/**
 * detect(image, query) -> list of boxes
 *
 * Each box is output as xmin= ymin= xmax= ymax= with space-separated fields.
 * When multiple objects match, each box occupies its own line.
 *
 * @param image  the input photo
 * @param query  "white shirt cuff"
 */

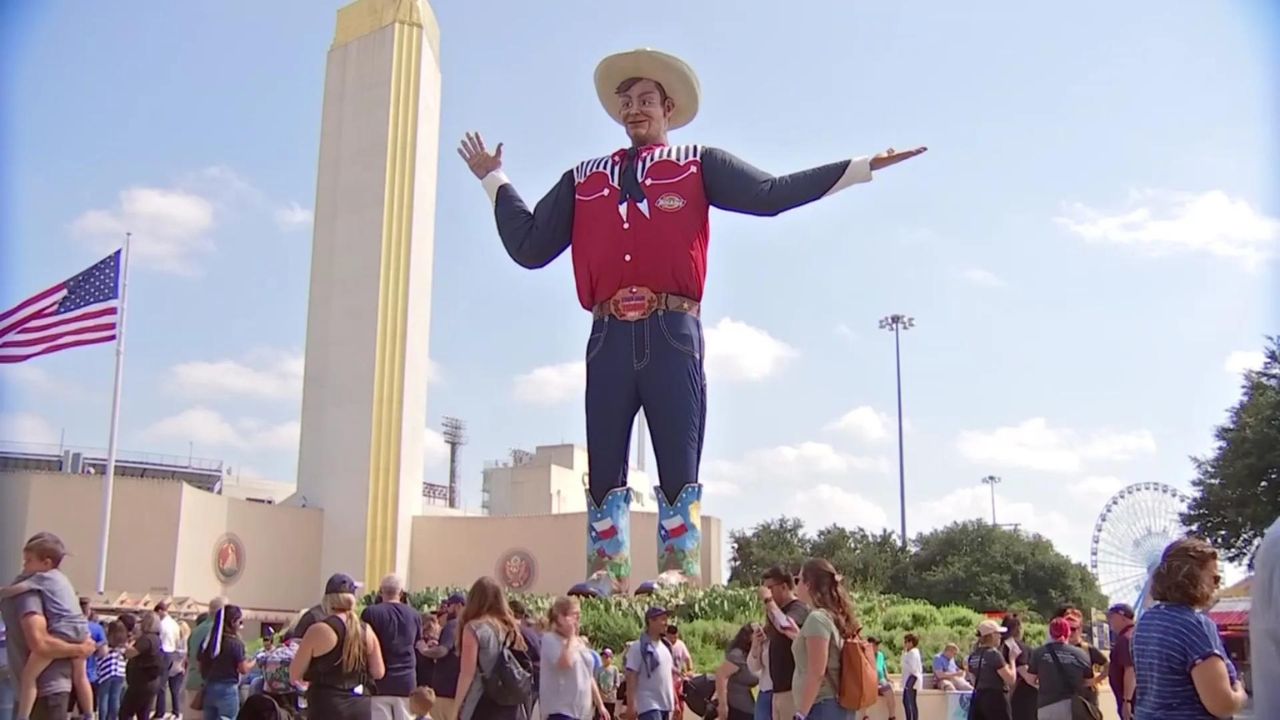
xmin=824 ymin=156 xmax=873 ymax=197
xmin=481 ymin=170 xmax=511 ymax=206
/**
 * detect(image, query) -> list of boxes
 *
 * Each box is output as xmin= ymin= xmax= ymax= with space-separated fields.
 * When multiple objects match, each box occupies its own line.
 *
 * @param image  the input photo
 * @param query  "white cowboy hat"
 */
xmin=594 ymin=48 xmax=701 ymax=130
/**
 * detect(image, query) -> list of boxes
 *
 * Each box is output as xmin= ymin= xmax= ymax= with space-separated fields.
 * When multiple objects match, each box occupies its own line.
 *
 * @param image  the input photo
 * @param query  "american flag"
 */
xmin=0 ymin=250 xmax=122 ymax=364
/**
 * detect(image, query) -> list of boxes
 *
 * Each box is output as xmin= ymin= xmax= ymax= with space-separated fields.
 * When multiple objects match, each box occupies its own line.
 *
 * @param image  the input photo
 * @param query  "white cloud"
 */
xmin=71 ymin=187 xmax=215 ymax=274
xmin=169 ymin=350 xmax=304 ymax=401
xmin=142 ymin=407 xmax=298 ymax=452
xmin=0 ymin=412 xmax=61 ymax=445
xmin=425 ymin=427 xmax=449 ymax=466
xmin=960 ymin=267 xmax=1005 ymax=287
xmin=703 ymin=441 xmax=890 ymax=497
xmin=0 ymin=365 xmax=72 ymax=397
xmin=955 ymin=418 xmax=1156 ymax=473
xmin=427 ymin=359 xmax=443 ymax=384
xmin=1055 ymin=189 xmax=1279 ymax=268
xmin=825 ymin=405 xmax=892 ymax=443
xmin=834 ymin=324 xmax=857 ymax=343
xmin=513 ymin=361 xmax=584 ymax=405
xmin=909 ymin=485 xmax=1088 ymax=561
xmin=1067 ymin=475 xmax=1127 ymax=505
xmin=275 ymin=202 xmax=314 ymax=231
xmin=1224 ymin=350 xmax=1265 ymax=375
xmin=704 ymin=318 xmax=797 ymax=382
xmin=786 ymin=483 xmax=892 ymax=532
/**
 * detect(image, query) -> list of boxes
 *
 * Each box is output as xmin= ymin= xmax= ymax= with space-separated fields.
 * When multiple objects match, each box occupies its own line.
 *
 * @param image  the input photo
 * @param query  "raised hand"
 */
xmin=870 ymin=146 xmax=928 ymax=172
xmin=457 ymin=131 xmax=503 ymax=180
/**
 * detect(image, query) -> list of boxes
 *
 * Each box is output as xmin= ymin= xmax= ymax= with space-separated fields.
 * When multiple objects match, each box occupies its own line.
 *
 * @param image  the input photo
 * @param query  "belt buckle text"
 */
xmin=609 ymin=287 xmax=658 ymax=321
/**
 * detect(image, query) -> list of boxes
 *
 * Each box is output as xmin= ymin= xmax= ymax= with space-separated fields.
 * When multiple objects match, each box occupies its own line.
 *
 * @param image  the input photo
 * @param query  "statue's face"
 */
xmin=616 ymin=78 xmax=673 ymax=146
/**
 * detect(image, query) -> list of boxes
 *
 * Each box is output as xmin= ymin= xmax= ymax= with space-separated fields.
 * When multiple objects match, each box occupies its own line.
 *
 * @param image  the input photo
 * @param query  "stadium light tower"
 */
xmin=981 ymin=475 xmax=1002 ymax=525
xmin=441 ymin=416 xmax=467 ymax=509
xmin=879 ymin=314 xmax=914 ymax=548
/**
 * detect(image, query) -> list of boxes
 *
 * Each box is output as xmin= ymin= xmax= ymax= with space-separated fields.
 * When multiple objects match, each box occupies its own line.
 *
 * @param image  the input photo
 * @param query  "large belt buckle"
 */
xmin=609 ymin=287 xmax=658 ymax=321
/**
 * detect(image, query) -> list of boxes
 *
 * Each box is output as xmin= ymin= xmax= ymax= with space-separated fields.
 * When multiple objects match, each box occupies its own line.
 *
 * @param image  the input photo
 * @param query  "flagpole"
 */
xmin=96 ymin=232 xmax=132 ymax=594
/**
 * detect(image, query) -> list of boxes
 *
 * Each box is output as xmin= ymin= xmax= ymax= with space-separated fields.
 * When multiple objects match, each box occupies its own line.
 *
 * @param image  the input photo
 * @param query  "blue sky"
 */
xmin=1 ymin=1 xmax=1276 ymax=591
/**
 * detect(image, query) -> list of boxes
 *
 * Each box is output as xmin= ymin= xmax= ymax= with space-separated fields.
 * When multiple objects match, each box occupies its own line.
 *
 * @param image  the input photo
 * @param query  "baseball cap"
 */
xmin=602 ymin=648 xmax=614 ymax=657
xmin=445 ymin=592 xmax=467 ymax=606
xmin=645 ymin=606 xmax=669 ymax=622
xmin=1049 ymin=617 xmax=1072 ymax=641
xmin=976 ymin=620 xmax=1007 ymax=637
xmin=1107 ymin=603 xmax=1135 ymax=619
xmin=324 ymin=573 xmax=361 ymax=595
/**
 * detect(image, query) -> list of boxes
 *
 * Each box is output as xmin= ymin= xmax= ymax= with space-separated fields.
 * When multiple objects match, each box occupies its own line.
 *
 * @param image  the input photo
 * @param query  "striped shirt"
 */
xmin=99 ymin=647 xmax=127 ymax=680
xmin=1132 ymin=603 xmax=1236 ymax=720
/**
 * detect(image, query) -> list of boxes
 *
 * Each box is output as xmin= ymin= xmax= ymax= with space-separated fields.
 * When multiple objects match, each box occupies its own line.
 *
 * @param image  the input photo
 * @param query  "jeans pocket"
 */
xmin=657 ymin=311 xmax=701 ymax=359
xmin=585 ymin=318 xmax=609 ymax=363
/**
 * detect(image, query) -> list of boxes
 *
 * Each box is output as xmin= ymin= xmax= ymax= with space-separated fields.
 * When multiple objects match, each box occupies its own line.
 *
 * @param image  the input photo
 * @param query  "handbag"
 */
xmin=1047 ymin=645 xmax=1102 ymax=720
xmin=189 ymin=685 xmax=205 ymax=711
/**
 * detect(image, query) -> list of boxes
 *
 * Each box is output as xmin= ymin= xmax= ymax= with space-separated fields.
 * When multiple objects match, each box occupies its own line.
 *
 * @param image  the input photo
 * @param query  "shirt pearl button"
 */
xmin=624 ymin=254 xmax=632 ymax=262
xmin=622 ymin=222 xmax=629 ymax=229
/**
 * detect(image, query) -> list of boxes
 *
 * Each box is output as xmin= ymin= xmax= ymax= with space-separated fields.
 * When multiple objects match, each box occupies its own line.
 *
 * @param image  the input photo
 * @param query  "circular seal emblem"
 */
xmin=212 ymin=533 xmax=246 ymax=585
xmin=496 ymin=549 xmax=536 ymax=591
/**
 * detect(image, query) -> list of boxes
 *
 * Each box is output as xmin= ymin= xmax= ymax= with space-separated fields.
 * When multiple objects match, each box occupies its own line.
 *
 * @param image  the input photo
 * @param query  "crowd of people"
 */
xmin=0 ymin=529 xmax=1272 ymax=720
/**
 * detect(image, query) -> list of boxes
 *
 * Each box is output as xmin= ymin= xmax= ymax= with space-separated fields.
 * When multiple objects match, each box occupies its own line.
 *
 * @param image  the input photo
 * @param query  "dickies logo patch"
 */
xmin=655 ymin=193 xmax=686 ymax=212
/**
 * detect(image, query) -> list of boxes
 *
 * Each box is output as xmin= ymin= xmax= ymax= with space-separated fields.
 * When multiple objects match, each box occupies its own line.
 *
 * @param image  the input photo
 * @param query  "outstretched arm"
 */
xmin=702 ymin=145 xmax=925 ymax=217
xmin=459 ymin=132 xmax=573 ymax=269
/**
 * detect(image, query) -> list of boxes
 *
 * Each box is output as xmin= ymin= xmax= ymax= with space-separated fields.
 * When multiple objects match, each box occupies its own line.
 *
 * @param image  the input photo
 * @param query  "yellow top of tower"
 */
xmin=333 ymin=0 xmax=440 ymax=59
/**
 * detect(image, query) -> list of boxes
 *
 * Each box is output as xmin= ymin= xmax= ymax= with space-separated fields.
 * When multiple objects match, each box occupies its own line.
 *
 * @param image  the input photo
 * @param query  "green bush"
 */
xmin=400 ymin=587 xmax=1046 ymax=673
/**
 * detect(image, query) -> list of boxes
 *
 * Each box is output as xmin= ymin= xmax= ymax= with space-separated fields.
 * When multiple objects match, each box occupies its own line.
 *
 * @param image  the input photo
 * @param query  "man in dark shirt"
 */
xmin=758 ymin=565 xmax=809 ymax=720
xmin=1106 ymin=603 xmax=1136 ymax=720
xmin=1027 ymin=618 xmax=1094 ymax=716
xmin=459 ymin=48 xmax=925 ymax=597
xmin=419 ymin=593 xmax=465 ymax=720
xmin=1054 ymin=606 xmax=1108 ymax=705
xmin=361 ymin=575 xmax=422 ymax=719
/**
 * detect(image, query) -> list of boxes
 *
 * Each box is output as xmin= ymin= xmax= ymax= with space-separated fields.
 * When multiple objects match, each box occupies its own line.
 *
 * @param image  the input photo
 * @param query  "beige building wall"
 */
xmin=408 ymin=511 xmax=722 ymax=593
xmin=483 ymin=444 xmax=657 ymax=516
xmin=0 ymin=471 xmax=321 ymax=612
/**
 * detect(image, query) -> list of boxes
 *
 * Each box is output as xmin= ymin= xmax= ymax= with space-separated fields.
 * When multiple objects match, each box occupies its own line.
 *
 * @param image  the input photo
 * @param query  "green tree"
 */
xmin=727 ymin=517 xmax=808 ymax=585
xmin=809 ymin=525 xmax=910 ymax=593
xmin=1184 ymin=336 xmax=1280 ymax=567
xmin=899 ymin=520 xmax=1106 ymax=617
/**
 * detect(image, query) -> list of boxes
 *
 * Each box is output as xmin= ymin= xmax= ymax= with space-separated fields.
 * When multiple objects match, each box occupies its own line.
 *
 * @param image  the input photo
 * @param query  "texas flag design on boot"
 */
xmin=581 ymin=485 xmax=632 ymax=595
xmin=656 ymin=483 xmax=703 ymax=582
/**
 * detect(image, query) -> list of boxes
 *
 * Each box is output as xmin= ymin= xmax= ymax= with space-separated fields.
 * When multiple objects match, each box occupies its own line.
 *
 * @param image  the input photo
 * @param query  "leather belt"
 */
xmin=592 ymin=286 xmax=700 ymax=321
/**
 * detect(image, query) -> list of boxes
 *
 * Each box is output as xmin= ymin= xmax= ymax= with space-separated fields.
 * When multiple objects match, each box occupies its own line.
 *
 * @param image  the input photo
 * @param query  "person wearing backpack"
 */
xmin=790 ymin=559 xmax=864 ymax=720
xmin=453 ymin=577 xmax=532 ymax=720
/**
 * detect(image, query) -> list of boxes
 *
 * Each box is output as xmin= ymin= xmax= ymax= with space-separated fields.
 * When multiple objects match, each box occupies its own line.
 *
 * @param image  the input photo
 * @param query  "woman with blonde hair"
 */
xmin=539 ymin=595 xmax=608 ymax=720
xmin=1132 ymin=538 xmax=1248 ymax=720
xmin=454 ymin=576 xmax=530 ymax=720
xmin=290 ymin=572 xmax=386 ymax=719
xmin=791 ymin=558 xmax=858 ymax=720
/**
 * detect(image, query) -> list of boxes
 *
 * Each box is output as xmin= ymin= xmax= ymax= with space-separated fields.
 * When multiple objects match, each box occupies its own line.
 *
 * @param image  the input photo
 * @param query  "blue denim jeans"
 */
xmin=805 ymin=698 xmax=853 ymax=720
xmin=0 ymin=674 xmax=14 ymax=720
xmin=203 ymin=680 xmax=241 ymax=720
xmin=754 ymin=690 xmax=773 ymax=720
xmin=99 ymin=676 xmax=125 ymax=720
xmin=637 ymin=711 xmax=670 ymax=720
xmin=584 ymin=310 xmax=706 ymax=506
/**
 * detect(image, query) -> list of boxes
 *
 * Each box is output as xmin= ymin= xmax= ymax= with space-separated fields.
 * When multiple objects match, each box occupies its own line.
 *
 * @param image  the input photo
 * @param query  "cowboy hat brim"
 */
xmin=594 ymin=48 xmax=700 ymax=130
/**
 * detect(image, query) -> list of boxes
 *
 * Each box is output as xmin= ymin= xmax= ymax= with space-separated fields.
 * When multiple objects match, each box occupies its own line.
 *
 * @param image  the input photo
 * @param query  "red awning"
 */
xmin=1208 ymin=609 xmax=1249 ymax=628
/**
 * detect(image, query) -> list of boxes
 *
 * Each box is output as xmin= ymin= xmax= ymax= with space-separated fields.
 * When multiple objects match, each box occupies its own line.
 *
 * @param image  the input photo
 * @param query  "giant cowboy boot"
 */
xmin=651 ymin=483 xmax=703 ymax=589
xmin=569 ymin=486 xmax=632 ymax=597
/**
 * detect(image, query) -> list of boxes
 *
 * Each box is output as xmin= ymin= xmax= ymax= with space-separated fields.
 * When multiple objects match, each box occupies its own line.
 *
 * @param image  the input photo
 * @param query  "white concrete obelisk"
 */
xmin=295 ymin=0 xmax=440 ymax=586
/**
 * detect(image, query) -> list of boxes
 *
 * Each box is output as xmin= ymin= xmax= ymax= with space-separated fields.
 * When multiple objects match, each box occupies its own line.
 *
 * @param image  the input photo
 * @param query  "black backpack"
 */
xmin=482 ymin=629 xmax=534 ymax=706
xmin=683 ymin=674 xmax=717 ymax=719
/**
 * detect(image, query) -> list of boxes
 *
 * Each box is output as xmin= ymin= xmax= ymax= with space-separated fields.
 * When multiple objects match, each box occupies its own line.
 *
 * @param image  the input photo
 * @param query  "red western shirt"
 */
xmin=482 ymin=144 xmax=872 ymax=311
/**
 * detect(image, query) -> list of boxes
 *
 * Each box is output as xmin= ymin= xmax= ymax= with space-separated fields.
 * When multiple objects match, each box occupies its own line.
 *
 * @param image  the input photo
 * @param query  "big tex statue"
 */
xmin=459 ymin=49 xmax=925 ymax=595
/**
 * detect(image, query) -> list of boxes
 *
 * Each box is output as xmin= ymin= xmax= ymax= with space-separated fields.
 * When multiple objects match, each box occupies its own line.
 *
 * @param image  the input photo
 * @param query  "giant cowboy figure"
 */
xmin=459 ymin=49 xmax=925 ymax=595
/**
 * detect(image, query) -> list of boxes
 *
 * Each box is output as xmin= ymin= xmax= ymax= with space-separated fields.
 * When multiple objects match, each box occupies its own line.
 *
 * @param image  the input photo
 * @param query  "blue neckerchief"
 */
xmin=638 ymin=633 xmax=661 ymax=676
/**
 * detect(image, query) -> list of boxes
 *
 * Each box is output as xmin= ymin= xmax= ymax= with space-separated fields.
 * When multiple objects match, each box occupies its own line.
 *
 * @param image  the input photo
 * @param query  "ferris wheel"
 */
xmin=1090 ymin=482 xmax=1190 ymax=611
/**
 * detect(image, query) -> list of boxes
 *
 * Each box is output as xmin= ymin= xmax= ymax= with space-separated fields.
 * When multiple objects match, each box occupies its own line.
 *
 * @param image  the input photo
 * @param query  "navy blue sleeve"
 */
xmin=493 ymin=170 xmax=575 ymax=268
xmin=701 ymin=147 xmax=855 ymax=217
